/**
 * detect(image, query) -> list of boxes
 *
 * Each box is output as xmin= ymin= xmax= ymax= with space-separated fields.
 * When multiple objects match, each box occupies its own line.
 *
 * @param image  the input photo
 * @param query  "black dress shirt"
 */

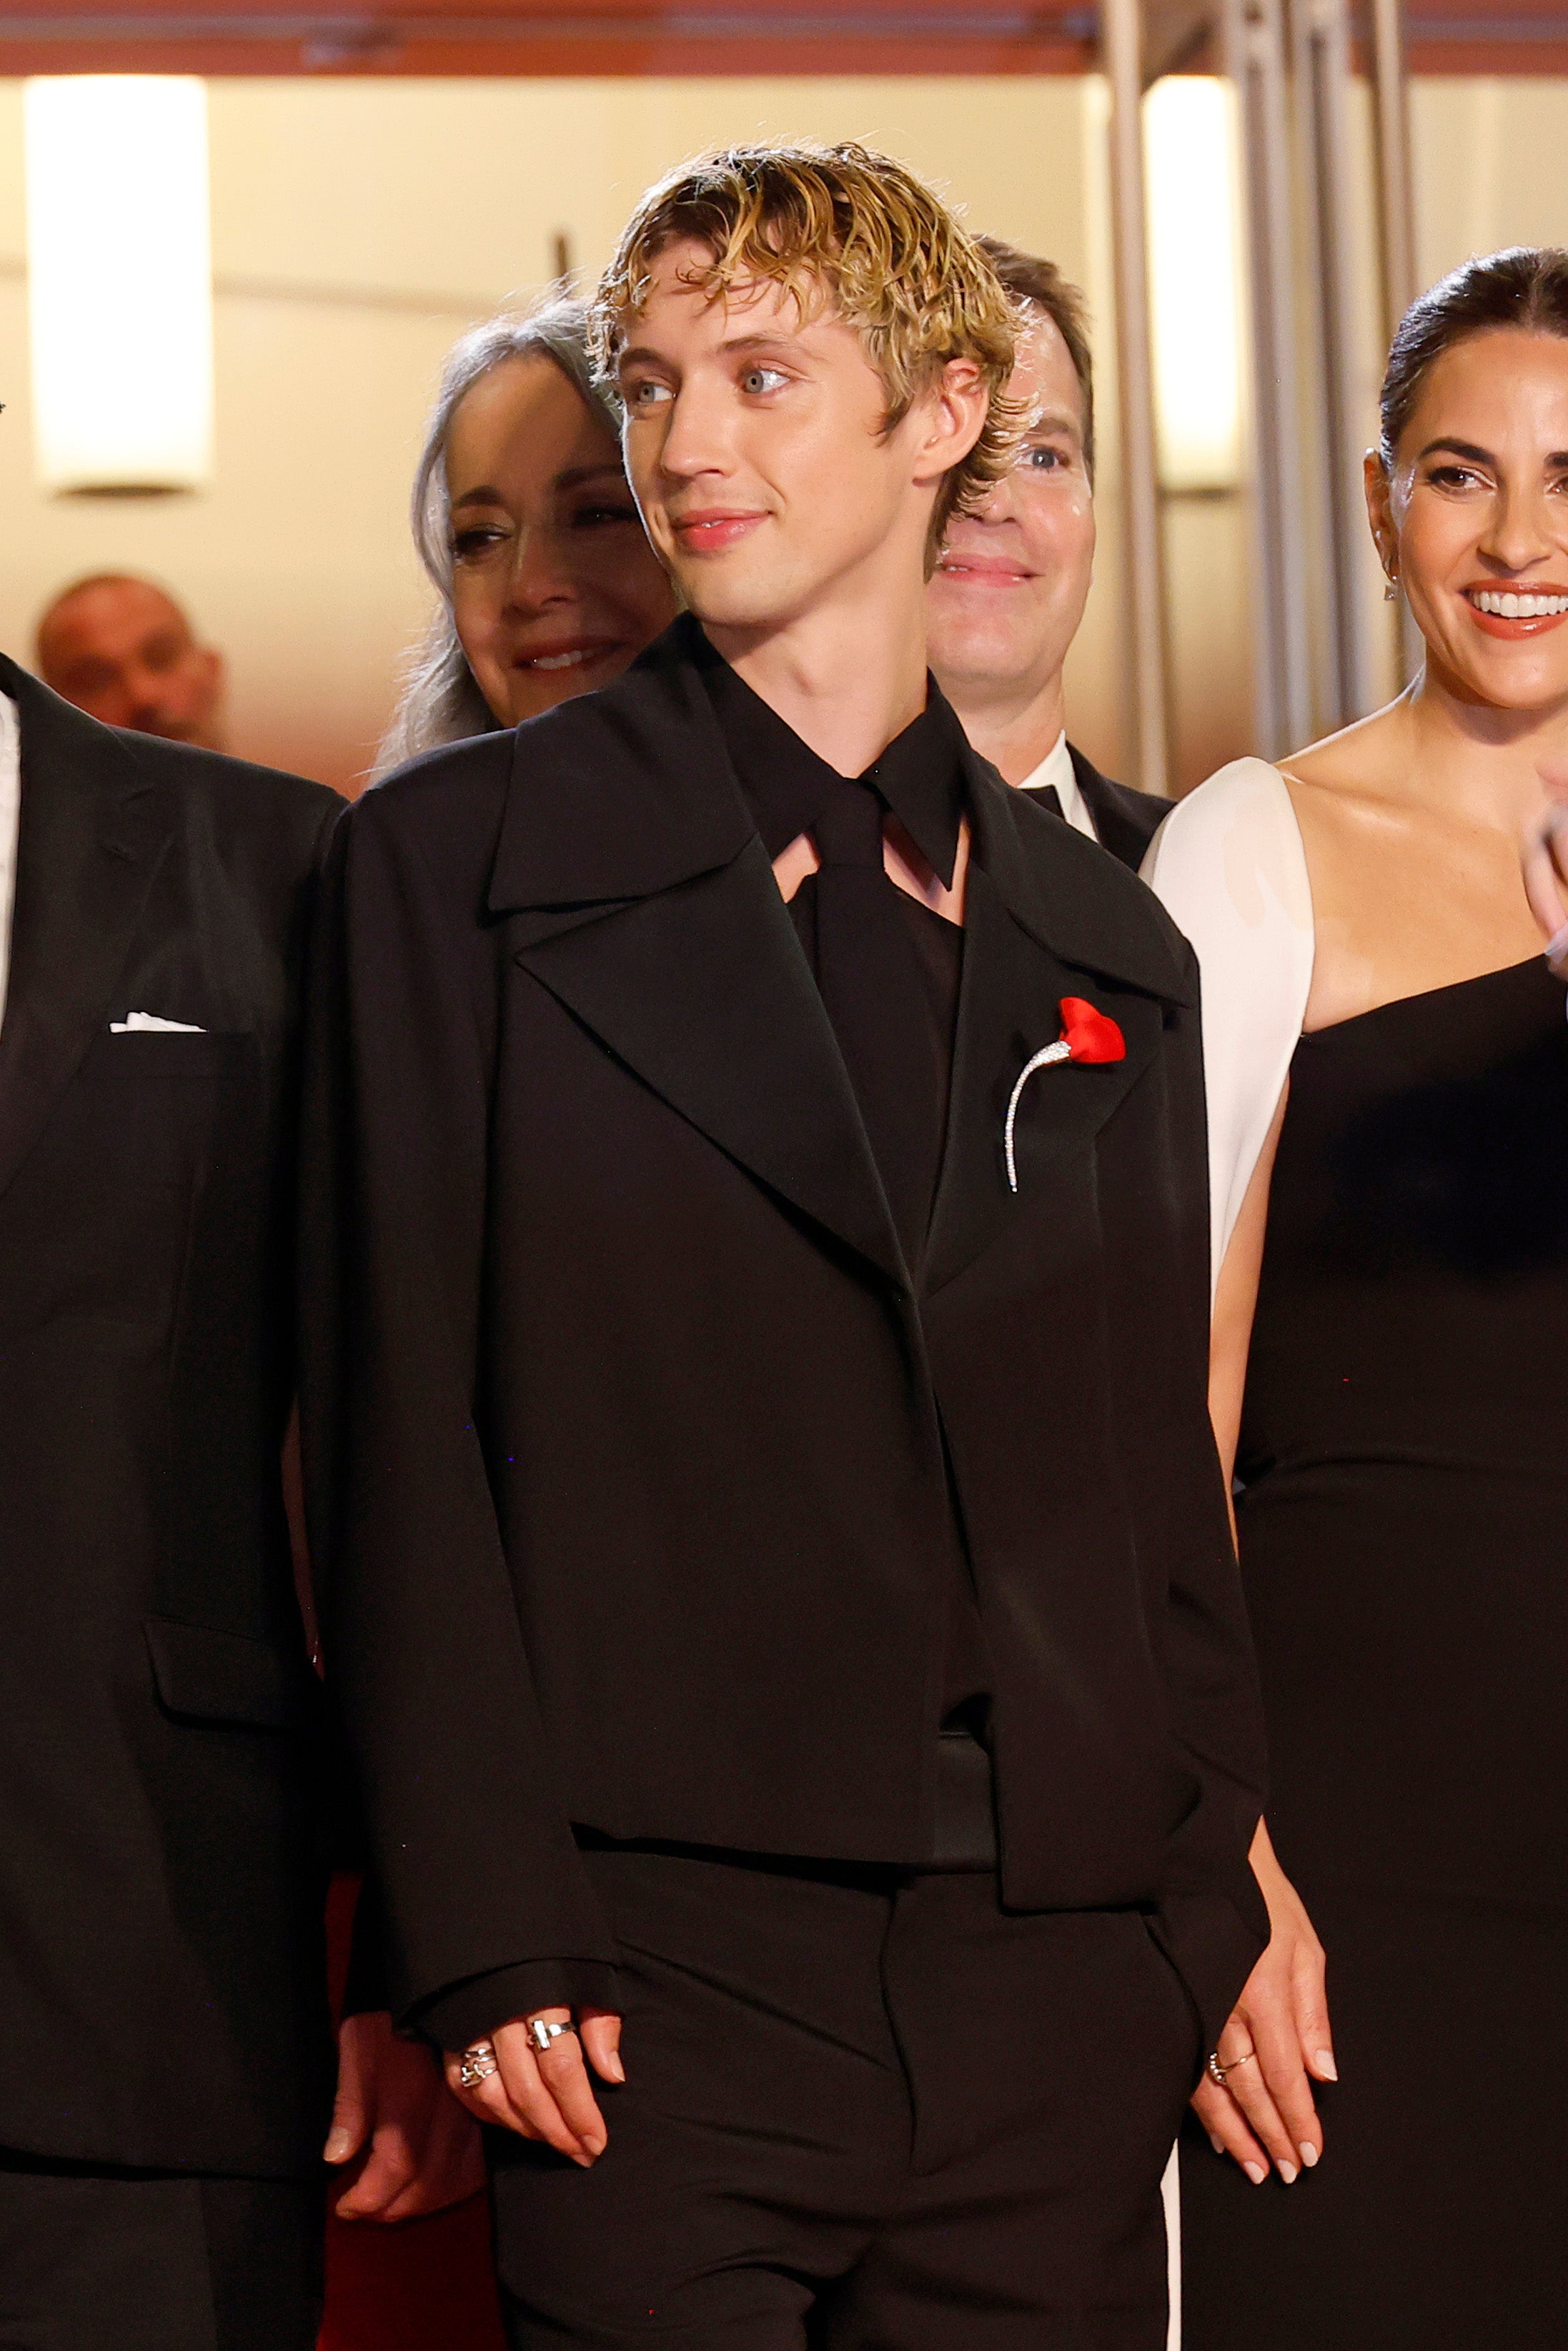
xmin=693 ymin=627 xmax=966 ymax=1259
xmin=695 ymin=631 xmax=996 ymax=1810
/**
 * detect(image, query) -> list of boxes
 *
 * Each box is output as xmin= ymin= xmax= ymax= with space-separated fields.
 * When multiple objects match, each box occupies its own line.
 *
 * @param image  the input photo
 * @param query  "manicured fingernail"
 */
xmin=607 ymin=2054 xmax=626 ymax=2084
xmin=1315 ymin=2050 xmax=1339 ymax=2081
xmin=1299 ymin=2142 xmax=1319 ymax=2168
xmin=1548 ymin=920 xmax=1568 ymax=966
xmin=1244 ymin=2161 xmax=1267 ymax=2184
xmin=1210 ymin=2134 xmax=1226 ymax=2156
xmin=323 ymin=2130 xmax=353 ymax=2163
xmin=1278 ymin=2160 xmax=1299 ymax=2184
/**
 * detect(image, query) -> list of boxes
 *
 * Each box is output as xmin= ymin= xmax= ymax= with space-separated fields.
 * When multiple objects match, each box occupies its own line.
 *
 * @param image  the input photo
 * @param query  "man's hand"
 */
xmin=325 ymin=2009 xmax=487 ymax=2222
xmin=1189 ymin=1821 xmax=1335 ymax=2186
xmin=444 ymin=2007 xmax=624 ymax=2167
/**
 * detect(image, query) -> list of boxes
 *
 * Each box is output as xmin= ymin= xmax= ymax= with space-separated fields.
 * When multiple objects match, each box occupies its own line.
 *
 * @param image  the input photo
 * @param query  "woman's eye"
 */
xmin=451 ymin=525 xmax=508 ymax=560
xmin=1021 ymin=444 xmax=1066 ymax=472
xmin=740 ymin=367 xmax=788 ymax=396
xmin=1428 ymin=465 xmax=1483 ymax=490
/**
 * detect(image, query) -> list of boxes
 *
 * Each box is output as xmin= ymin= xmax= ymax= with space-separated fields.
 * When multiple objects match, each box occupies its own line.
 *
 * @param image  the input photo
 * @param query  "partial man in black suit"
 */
xmin=929 ymin=237 xmax=1171 ymax=869
xmin=0 ymin=654 xmax=474 ymax=2349
xmin=305 ymin=144 xmax=1266 ymax=2350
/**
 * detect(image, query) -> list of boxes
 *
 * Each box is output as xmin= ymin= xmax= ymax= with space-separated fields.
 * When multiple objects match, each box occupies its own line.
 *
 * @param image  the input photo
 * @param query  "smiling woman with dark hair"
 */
xmin=1146 ymin=244 xmax=1568 ymax=2347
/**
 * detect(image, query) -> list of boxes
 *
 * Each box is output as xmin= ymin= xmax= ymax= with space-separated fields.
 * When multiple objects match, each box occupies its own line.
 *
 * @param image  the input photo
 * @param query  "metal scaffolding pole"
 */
xmin=1223 ymin=0 xmax=1315 ymax=755
xmin=1367 ymin=0 xmax=1424 ymax=683
xmin=1292 ymin=0 xmax=1375 ymax=726
xmin=1103 ymin=0 xmax=1172 ymax=797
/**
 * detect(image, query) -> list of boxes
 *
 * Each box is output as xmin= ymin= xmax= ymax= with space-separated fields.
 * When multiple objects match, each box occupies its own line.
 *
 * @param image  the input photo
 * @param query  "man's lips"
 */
xmin=1463 ymin=585 xmax=1568 ymax=640
xmin=669 ymin=510 xmax=768 ymax=554
xmin=936 ymin=554 xmax=1037 ymax=585
xmin=511 ymin=637 xmax=622 ymax=673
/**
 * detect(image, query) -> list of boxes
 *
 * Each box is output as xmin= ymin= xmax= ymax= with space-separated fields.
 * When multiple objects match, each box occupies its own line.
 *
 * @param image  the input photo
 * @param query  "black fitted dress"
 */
xmin=1180 ymin=957 xmax=1568 ymax=2348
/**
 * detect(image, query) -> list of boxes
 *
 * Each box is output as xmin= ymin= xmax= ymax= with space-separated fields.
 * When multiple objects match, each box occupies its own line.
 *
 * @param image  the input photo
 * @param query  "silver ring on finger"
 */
xmin=526 ymin=2016 xmax=577 ymax=2056
xmin=459 ymin=2040 xmax=498 ymax=2090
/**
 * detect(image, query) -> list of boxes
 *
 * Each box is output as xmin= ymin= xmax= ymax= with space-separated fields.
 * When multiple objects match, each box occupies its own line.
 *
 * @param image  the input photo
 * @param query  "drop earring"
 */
xmin=1384 ymin=572 xmax=1399 ymax=602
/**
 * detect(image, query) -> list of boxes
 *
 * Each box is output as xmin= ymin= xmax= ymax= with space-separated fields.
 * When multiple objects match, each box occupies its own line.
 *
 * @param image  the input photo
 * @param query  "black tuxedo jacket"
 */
xmin=1068 ymin=744 xmax=1171 ymax=871
xmin=305 ymin=631 xmax=1266 ymax=2056
xmin=0 ymin=656 xmax=340 ymax=2175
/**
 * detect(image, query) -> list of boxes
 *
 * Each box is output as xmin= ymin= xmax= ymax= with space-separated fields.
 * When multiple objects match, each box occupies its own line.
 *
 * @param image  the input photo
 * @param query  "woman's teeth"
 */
xmin=527 ymin=648 xmax=595 ymax=670
xmin=1472 ymin=590 xmax=1568 ymax=618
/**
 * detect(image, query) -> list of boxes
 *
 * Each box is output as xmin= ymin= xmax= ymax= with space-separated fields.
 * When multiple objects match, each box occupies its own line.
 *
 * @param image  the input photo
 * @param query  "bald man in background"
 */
xmin=36 ymin=572 xmax=227 ymax=751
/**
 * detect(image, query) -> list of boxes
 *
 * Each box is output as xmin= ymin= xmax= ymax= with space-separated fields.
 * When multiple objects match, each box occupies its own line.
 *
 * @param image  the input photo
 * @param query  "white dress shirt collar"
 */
xmin=1015 ymin=729 xmax=1097 ymax=843
xmin=0 ymin=693 xmax=19 ymax=1031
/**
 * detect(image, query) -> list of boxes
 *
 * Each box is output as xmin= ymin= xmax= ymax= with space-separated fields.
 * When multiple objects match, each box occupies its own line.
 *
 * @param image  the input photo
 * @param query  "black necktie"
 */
xmin=1031 ymin=784 xmax=1065 ymax=820
xmin=810 ymin=771 xmax=944 ymax=1269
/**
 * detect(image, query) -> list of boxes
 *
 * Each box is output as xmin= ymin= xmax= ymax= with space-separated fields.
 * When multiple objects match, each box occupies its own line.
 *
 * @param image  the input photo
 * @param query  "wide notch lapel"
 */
xmin=923 ymin=755 xmax=1190 ymax=1295
xmin=490 ymin=633 xmax=905 ymax=1290
xmin=0 ymin=662 xmax=177 ymax=1204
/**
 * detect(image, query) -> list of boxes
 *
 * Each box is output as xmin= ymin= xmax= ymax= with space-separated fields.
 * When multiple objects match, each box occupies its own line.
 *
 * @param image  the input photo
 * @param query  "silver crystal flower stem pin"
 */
xmin=1004 ymin=1041 xmax=1073 ymax=1194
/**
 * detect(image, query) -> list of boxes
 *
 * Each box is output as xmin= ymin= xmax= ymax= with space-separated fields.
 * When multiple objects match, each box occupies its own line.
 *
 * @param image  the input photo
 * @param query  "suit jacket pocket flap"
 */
xmin=144 ymin=1615 xmax=312 ymax=1731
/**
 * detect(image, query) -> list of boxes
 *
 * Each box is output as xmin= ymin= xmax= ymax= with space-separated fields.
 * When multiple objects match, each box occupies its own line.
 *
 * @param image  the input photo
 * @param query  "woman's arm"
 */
xmin=1208 ymin=1085 xmax=1286 ymax=1498
xmin=1192 ymin=1092 xmax=1337 ymax=2184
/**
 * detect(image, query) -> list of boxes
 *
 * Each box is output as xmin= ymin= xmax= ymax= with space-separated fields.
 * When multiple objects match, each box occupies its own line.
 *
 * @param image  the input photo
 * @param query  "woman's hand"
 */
xmin=444 ymin=2006 xmax=624 ymax=2167
xmin=1191 ymin=1821 xmax=1335 ymax=2184
xmin=325 ymin=2009 xmax=488 ymax=2222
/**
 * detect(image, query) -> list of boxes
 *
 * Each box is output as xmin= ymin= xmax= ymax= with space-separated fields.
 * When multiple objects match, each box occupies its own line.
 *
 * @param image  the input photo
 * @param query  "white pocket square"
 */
xmin=109 ymin=1012 xmax=206 ymax=1034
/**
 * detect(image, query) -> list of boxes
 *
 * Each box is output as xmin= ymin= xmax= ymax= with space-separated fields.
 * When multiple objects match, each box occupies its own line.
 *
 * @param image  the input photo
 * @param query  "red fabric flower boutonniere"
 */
xmin=1004 ymin=996 xmax=1126 ymax=1194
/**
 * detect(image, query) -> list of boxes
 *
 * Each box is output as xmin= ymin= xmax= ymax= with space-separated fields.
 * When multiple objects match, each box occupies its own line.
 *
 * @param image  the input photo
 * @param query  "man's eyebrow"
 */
xmin=1024 ymin=410 xmax=1083 ymax=439
xmin=617 ymin=331 xmax=808 ymax=371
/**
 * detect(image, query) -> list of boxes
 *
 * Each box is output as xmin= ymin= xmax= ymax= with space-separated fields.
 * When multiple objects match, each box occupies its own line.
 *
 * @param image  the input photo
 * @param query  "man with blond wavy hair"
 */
xmin=306 ymin=142 xmax=1266 ymax=2348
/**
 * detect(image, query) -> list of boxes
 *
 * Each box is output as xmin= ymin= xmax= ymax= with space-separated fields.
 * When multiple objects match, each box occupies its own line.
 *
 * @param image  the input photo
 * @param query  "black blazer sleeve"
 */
xmin=1108 ymin=956 xmax=1269 ymax=2047
xmin=299 ymin=773 xmax=619 ymax=2041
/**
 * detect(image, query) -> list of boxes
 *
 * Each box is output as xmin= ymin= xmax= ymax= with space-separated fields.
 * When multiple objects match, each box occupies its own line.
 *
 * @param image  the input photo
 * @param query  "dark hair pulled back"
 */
xmin=1380 ymin=245 xmax=1568 ymax=469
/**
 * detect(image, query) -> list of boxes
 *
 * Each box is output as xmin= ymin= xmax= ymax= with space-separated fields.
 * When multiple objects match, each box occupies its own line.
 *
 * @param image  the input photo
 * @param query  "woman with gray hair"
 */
xmin=375 ymin=297 xmax=675 ymax=775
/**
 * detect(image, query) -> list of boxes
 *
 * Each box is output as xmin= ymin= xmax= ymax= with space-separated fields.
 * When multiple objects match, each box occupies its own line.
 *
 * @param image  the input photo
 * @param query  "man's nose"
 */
xmin=126 ymin=665 xmax=172 ymax=721
xmin=658 ymin=382 xmax=732 ymax=482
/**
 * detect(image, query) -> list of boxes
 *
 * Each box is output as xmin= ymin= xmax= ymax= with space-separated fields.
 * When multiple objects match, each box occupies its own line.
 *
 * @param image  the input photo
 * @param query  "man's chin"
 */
xmin=673 ymin=577 xmax=797 ymax=635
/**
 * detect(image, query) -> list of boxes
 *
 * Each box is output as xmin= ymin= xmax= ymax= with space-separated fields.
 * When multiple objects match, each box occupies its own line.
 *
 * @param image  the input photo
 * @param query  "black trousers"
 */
xmin=490 ymin=1846 xmax=1199 ymax=2350
xmin=0 ymin=2152 xmax=321 ymax=2351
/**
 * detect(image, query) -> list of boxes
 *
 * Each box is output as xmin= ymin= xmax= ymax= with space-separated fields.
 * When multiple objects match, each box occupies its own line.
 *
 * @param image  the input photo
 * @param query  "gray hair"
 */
xmin=372 ymin=297 xmax=622 ymax=780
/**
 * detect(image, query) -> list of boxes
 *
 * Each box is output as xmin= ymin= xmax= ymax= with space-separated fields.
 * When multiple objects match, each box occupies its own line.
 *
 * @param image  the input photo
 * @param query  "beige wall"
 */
xmin=3 ymin=74 xmax=1567 ymax=795
xmin=0 ymin=76 xmax=1104 ymax=793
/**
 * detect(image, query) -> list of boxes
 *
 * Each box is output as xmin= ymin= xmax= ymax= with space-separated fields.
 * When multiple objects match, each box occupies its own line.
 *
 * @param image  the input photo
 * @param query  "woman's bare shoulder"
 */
xmin=1278 ymin=700 xmax=1412 ymax=813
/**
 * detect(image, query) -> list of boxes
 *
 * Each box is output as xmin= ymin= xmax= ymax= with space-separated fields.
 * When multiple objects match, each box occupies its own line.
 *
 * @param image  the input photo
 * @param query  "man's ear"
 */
xmin=198 ymin=646 xmax=225 ymax=722
xmin=909 ymin=358 xmax=988 ymax=490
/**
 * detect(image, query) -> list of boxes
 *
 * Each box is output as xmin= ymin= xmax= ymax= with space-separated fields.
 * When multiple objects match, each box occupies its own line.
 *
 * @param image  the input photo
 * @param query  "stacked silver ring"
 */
xmin=459 ymin=2041 xmax=498 ymax=2089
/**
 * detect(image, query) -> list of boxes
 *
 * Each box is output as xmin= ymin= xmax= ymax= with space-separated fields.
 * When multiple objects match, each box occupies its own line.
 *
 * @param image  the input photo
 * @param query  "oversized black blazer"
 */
xmin=1068 ymin=744 xmax=1171 ymax=871
xmin=305 ymin=630 xmax=1266 ymax=2057
xmin=0 ymin=655 xmax=339 ymax=2175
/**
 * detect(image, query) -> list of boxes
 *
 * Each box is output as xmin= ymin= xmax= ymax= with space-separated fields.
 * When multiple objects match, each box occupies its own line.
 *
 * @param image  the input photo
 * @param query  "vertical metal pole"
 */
xmin=1223 ymin=0 xmax=1314 ymax=755
xmin=1368 ymin=0 xmax=1424 ymax=684
xmin=1103 ymin=0 xmax=1171 ymax=798
xmin=1293 ymin=0 xmax=1374 ymax=725
xmin=1369 ymin=0 xmax=1416 ymax=337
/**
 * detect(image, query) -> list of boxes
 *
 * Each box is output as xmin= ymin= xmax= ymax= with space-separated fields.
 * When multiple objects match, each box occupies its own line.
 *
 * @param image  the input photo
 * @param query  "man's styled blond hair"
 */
xmin=590 ymin=141 xmax=1023 ymax=549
